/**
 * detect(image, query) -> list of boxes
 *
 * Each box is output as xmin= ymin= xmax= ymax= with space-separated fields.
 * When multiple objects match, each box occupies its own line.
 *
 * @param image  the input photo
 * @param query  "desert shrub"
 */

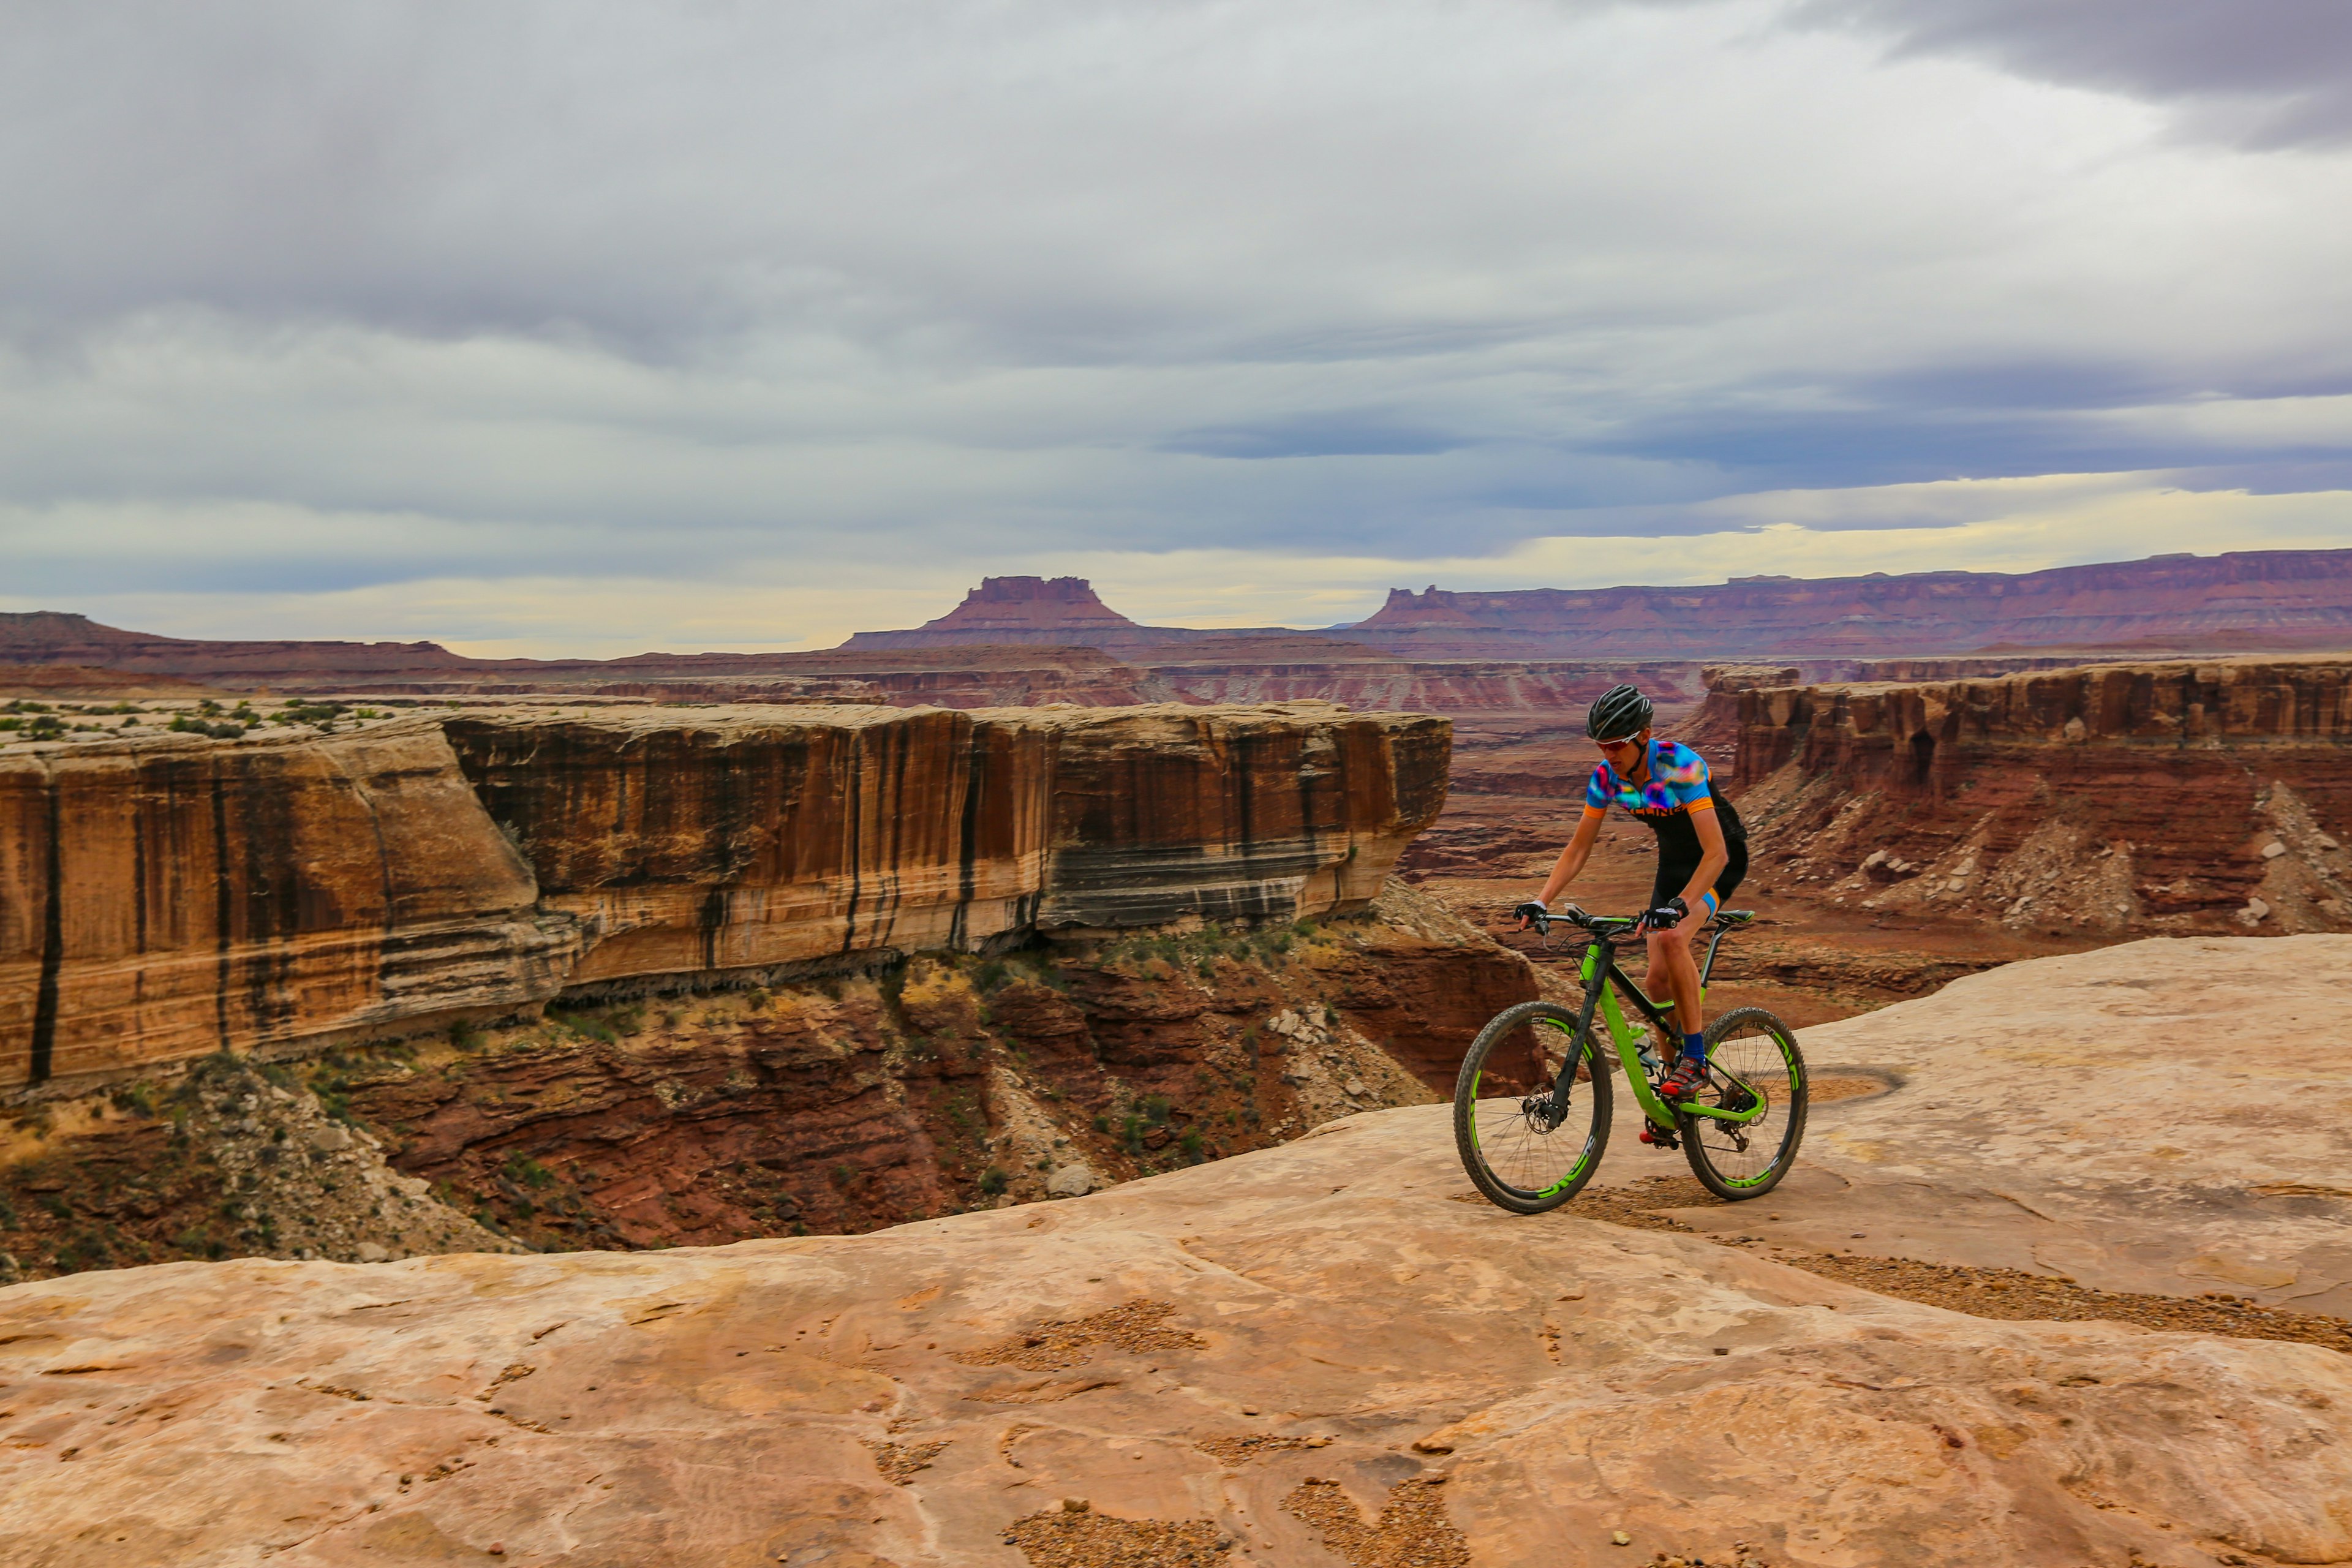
xmin=978 ymin=1167 xmax=1008 ymax=1196
xmin=503 ymin=1155 xmax=557 ymax=1190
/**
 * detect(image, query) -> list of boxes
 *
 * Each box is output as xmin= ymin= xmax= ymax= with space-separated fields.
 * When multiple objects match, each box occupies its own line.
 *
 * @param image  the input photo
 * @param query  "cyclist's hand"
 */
xmin=1642 ymin=895 xmax=1689 ymax=932
xmin=1512 ymin=900 xmax=1549 ymax=931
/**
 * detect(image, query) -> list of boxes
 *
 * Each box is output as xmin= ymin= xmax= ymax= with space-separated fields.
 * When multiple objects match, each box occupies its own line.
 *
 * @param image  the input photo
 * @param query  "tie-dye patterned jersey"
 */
xmin=1581 ymin=739 xmax=1747 ymax=858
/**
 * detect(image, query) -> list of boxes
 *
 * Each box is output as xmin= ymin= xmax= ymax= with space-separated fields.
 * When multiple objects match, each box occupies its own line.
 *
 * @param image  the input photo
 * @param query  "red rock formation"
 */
xmin=1 ymin=703 xmax=1450 ymax=1093
xmin=0 ymin=883 xmax=1541 ymax=1268
xmin=1346 ymin=549 xmax=2352 ymax=658
xmin=838 ymin=578 xmax=1309 ymax=650
xmin=0 ymin=726 xmax=576 ymax=1091
xmin=0 ymin=616 xmax=1170 ymax=706
xmin=0 ymin=611 xmax=478 ymax=682
xmin=889 ymin=575 xmax=1139 ymax=636
xmin=1145 ymin=656 xmax=1705 ymax=714
xmin=0 ymin=664 xmax=215 ymax=698
xmin=1726 ymin=656 xmax=2352 ymax=936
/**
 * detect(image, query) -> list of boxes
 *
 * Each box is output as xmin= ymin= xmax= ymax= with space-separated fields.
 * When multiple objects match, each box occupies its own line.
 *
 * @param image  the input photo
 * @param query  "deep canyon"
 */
xmin=7 ymin=554 xmax=2352 ymax=1567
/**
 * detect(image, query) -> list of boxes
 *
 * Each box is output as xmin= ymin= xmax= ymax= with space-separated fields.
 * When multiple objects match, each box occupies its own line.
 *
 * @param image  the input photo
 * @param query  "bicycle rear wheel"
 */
xmin=1453 ymin=1000 xmax=1612 ymax=1214
xmin=1681 ymin=1005 xmax=1807 ymax=1200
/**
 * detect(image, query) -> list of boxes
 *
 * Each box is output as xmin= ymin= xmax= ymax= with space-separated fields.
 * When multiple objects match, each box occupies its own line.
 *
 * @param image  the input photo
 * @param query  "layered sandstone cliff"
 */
xmin=1724 ymin=656 xmax=2352 ymax=935
xmin=1 ymin=703 xmax=1448 ymax=1093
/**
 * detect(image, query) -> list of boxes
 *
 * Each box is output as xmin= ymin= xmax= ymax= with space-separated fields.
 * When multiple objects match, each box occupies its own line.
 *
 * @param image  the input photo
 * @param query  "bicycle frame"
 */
xmin=1553 ymin=925 xmax=1770 ymax=1132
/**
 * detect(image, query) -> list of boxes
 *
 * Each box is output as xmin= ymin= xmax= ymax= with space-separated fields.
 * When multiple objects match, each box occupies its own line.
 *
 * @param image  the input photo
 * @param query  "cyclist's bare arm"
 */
xmin=1533 ymin=810 xmax=1605 ymax=911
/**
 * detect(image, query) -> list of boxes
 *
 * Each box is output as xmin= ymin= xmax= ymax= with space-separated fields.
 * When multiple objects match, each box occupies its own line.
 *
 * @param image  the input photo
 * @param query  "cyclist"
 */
xmin=1515 ymin=684 xmax=1747 ymax=1107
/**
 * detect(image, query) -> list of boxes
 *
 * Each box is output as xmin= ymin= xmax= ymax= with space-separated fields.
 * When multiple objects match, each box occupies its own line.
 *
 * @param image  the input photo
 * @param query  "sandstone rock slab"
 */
xmin=4 ymin=1096 xmax=2349 ymax=1566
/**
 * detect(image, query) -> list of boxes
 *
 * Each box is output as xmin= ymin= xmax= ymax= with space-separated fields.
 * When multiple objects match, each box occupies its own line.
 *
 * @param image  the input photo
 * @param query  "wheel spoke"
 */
xmin=1684 ymin=1010 xmax=1806 ymax=1196
xmin=1455 ymin=1008 xmax=1610 ymax=1211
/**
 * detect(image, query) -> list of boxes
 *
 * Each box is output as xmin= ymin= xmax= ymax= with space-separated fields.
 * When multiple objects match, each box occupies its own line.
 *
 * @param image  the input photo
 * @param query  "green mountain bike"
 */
xmin=1453 ymin=905 xmax=1807 ymax=1212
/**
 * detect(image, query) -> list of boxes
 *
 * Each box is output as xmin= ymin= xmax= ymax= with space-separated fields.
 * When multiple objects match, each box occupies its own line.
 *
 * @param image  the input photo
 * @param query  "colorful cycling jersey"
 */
xmin=1581 ymin=739 xmax=1746 ymax=858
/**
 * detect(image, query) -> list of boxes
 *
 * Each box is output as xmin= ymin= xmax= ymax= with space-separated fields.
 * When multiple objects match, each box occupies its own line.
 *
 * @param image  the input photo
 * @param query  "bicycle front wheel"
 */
xmin=1453 ymin=1000 xmax=1612 ymax=1214
xmin=1681 ymin=1005 xmax=1807 ymax=1200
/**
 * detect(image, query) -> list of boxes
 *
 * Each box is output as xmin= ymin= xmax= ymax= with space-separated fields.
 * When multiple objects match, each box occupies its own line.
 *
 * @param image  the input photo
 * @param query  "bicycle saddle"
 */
xmin=1711 ymin=909 xmax=1755 ymax=926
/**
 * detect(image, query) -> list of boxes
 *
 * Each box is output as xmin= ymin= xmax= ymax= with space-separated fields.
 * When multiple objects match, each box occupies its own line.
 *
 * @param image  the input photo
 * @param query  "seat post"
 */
xmin=1700 ymin=924 xmax=1730 ymax=987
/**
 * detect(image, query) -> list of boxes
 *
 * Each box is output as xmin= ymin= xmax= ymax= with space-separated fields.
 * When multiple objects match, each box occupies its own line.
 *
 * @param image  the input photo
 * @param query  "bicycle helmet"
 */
xmin=1585 ymin=684 xmax=1653 ymax=742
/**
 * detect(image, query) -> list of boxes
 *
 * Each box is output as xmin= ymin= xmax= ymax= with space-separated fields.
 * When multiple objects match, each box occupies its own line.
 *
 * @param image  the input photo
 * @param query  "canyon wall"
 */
xmin=1148 ymin=656 xmax=1704 ymax=713
xmin=0 ymin=616 xmax=1172 ymax=706
xmin=1724 ymin=657 xmax=2352 ymax=936
xmin=1348 ymin=548 xmax=2352 ymax=658
xmin=1 ymin=703 xmax=1448 ymax=1093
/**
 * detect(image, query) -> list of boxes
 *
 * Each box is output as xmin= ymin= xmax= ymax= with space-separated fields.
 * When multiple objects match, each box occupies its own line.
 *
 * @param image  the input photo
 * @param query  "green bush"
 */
xmin=503 ymin=1155 xmax=557 ymax=1190
xmin=978 ymin=1166 xmax=1008 ymax=1196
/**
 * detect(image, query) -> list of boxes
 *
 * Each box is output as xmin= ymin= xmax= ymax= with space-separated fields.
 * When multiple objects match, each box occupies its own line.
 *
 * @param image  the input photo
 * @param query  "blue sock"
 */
xmin=1681 ymin=1031 xmax=1706 ymax=1067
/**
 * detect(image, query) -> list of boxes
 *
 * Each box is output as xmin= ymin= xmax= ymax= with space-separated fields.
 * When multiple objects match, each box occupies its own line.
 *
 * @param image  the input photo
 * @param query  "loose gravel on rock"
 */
xmin=1002 ymin=1507 xmax=1227 ymax=1567
xmin=1194 ymin=1434 xmax=1322 ymax=1466
xmin=861 ymin=1438 xmax=948 ymax=1484
xmin=952 ymin=1299 xmax=1205 ymax=1372
xmin=1572 ymin=1174 xmax=2352 ymax=1355
xmin=1283 ymin=1477 xmax=1469 ymax=1568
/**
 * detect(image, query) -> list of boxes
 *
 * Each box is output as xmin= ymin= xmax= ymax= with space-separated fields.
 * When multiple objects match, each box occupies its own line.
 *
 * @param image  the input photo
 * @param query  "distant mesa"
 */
xmin=839 ymin=549 xmax=2352 ymax=660
xmin=5 ymin=549 xmax=2351 ymax=698
xmin=1343 ymin=548 xmax=2352 ymax=659
xmin=885 ymin=575 xmax=1142 ymax=638
xmin=838 ymin=575 xmax=1295 ymax=650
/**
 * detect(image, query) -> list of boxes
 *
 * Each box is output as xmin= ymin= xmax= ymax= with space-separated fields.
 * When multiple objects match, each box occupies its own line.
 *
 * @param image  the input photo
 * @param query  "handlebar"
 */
xmin=1517 ymin=903 xmax=1747 ymax=938
xmin=1523 ymin=903 xmax=1640 ymax=937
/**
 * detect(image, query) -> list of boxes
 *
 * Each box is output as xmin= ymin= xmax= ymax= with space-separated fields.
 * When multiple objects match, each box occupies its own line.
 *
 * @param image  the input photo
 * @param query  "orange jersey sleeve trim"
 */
xmin=1686 ymin=795 xmax=1717 ymax=813
xmin=1580 ymin=804 xmax=1607 ymax=823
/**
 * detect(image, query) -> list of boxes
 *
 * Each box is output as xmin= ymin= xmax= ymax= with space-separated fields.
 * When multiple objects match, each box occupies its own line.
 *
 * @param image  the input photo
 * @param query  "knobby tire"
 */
xmin=1453 ymin=1000 xmax=1611 ymax=1214
xmin=1680 ymin=1005 xmax=1807 ymax=1200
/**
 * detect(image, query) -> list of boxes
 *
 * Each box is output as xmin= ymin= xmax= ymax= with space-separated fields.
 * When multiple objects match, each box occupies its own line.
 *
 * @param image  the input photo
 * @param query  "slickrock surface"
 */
xmin=2 ymin=703 xmax=1446 ymax=1091
xmin=3 ymin=1109 xmax=2347 ymax=1566
xmin=1638 ymin=933 xmax=2352 ymax=1319
xmin=1725 ymin=655 xmax=2352 ymax=937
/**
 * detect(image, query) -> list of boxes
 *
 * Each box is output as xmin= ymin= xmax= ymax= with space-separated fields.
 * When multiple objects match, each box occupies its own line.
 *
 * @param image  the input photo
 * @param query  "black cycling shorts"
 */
xmin=1651 ymin=836 xmax=1747 ymax=919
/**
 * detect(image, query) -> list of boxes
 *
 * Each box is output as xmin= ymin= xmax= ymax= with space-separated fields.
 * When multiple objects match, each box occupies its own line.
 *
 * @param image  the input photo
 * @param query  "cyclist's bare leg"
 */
xmin=1645 ymin=924 xmax=1705 ymax=1039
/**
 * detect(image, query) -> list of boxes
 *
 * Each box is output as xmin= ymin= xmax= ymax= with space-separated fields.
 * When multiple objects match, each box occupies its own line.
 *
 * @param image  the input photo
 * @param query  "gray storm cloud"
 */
xmin=0 ymin=0 xmax=2348 ymax=646
xmin=1795 ymin=0 xmax=2352 ymax=146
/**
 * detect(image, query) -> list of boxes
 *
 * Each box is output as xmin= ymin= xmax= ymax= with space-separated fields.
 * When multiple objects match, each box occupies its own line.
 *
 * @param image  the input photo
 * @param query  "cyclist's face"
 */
xmin=1594 ymin=729 xmax=1649 ymax=763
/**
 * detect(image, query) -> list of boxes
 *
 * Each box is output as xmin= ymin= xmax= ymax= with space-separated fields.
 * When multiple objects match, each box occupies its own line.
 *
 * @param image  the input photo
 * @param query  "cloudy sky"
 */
xmin=4 ymin=0 xmax=2350 ymax=655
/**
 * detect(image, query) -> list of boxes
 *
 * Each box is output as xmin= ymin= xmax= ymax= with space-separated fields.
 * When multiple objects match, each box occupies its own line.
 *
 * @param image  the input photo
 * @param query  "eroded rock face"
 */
xmin=2 ymin=703 xmax=1449 ymax=1092
xmin=1 ymin=884 xmax=1537 ymax=1275
xmin=6 ymin=1100 xmax=2349 ymax=1566
xmin=0 ymin=725 xmax=576 ymax=1090
xmin=1727 ymin=657 xmax=2352 ymax=934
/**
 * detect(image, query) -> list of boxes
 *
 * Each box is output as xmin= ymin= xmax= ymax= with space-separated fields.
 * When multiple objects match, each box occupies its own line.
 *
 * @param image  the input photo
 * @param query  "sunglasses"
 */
xmin=1593 ymin=734 xmax=1645 ymax=753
